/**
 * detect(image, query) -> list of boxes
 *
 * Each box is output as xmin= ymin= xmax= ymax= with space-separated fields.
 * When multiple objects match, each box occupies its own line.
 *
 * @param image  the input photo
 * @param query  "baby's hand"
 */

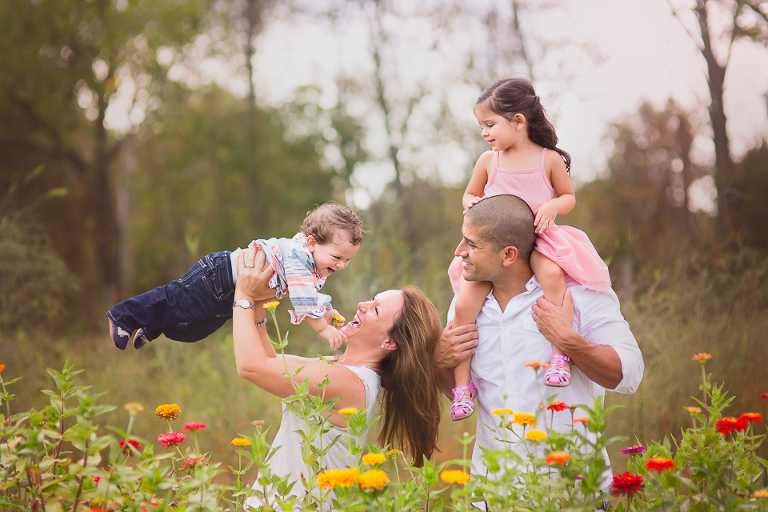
xmin=325 ymin=308 xmax=345 ymax=328
xmin=533 ymin=200 xmax=559 ymax=233
xmin=320 ymin=325 xmax=347 ymax=351
xmin=463 ymin=195 xmax=485 ymax=215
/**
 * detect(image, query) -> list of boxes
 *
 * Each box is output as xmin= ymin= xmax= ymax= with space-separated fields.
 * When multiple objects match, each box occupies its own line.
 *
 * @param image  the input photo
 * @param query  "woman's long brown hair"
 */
xmin=377 ymin=286 xmax=443 ymax=467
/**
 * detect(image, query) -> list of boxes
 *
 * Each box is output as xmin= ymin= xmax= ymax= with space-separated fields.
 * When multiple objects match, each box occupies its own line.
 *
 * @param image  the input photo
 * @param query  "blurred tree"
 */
xmin=738 ymin=142 xmax=768 ymax=251
xmin=569 ymin=100 xmax=708 ymax=299
xmin=0 ymin=0 xmax=217 ymax=310
xmin=668 ymin=0 xmax=768 ymax=240
xmin=123 ymin=84 xmax=340 ymax=295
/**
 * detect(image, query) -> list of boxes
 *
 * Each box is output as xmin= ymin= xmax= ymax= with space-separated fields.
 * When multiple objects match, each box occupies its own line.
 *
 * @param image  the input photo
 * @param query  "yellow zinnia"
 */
xmin=526 ymin=430 xmax=548 ymax=442
xmin=512 ymin=412 xmax=536 ymax=426
xmin=263 ymin=301 xmax=280 ymax=312
xmin=155 ymin=404 xmax=181 ymax=421
xmin=358 ymin=469 xmax=389 ymax=491
xmin=362 ymin=453 xmax=387 ymax=465
xmin=440 ymin=469 xmax=470 ymax=484
xmin=492 ymin=408 xmax=514 ymax=417
xmin=385 ymin=449 xmax=401 ymax=457
xmin=339 ymin=407 xmax=358 ymax=415
xmin=231 ymin=438 xmax=251 ymax=447
xmin=318 ymin=468 xmax=359 ymax=489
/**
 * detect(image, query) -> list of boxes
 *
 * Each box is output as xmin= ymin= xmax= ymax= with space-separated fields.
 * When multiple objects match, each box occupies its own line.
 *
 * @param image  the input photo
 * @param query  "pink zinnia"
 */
xmin=93 ymin=476 xmax=102 ymax=483
xmin=183 ymin=422 xmax=207 ymax=432
xmin=621 ymin=445 xmax=647 ymax=454
xmin=158 ymin=431 xmax=186 ymax=448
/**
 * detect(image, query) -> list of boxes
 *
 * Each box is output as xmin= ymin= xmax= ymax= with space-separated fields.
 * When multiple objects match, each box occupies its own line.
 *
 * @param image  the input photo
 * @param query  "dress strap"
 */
xmin=540 ymin=147 xmax=547 ymax=168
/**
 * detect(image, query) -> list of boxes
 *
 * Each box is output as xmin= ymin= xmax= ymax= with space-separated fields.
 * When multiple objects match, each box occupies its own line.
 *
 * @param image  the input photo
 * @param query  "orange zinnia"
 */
xmin=545 ymin=451 xmax=571 ymax=465
xmin=692 ymin=353 xmax=712 ymax=361
xmin=646 ymin=457 xmax=675 ymax=471
xmin=524 ymin=361 xmax=549 ymax=370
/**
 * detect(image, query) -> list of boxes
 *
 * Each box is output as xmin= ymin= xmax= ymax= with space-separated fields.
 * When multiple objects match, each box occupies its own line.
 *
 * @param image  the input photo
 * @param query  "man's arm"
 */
xmin=532 ymin=290 xmax=641 ymax=390
xmin=433 ymin=321 xmax=479 ymax=398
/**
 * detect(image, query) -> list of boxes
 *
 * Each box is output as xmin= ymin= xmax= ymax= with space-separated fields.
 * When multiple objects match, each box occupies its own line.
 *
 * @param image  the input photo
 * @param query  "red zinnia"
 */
xmin=740 ymin=412 xmax=762 ymax=424
xmin=183 ymin=422 xmax=207 ymax=432
xmin=119 ymin=439 xmax=141 ymax=456
xmin=646 ymin=457 xmax=675 ymax=471
xmin=158 ymin=431 xmax=186 ymax=448
xmin=610 ymin=472 xmax=644 ymax=497
xmin=716 ymin=417 xmax=748 ymax=434
xmin=547 ymin=400 xmax=568 ymax=412
xmin=761 ymin=394 xmax=768 ymax=399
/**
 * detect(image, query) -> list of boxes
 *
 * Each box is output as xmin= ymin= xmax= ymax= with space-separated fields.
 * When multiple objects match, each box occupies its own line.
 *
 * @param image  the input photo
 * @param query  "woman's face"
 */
xmin=341 ymin=289 xmax=404 ymax=344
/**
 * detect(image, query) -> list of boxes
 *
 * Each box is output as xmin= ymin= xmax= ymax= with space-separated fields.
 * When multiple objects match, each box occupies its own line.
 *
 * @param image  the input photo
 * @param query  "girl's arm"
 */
xmin=462 ymin=151 xmax=494 ymax=210
xmin=233 ymin=249 xmax=365 ymax=410
xmin=535 ymin=152 xmax=576 ymax=233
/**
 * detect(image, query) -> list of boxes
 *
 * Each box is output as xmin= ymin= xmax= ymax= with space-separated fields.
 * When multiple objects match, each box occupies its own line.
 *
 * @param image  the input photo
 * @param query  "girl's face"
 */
xmin=474 ymin=105 xmax=524 ymax=151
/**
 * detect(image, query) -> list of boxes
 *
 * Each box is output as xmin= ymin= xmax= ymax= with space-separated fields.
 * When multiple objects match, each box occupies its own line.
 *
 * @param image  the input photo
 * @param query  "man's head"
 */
xmin=455 ymin=195 xmax=536 ymax=282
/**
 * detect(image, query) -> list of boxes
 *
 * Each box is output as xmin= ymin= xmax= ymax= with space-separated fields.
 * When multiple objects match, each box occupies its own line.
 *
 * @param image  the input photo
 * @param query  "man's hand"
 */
xmin=433 ymin=321 xmax=479 ymax=369
xmin=531 ymin=290 xmax=576 ymax=351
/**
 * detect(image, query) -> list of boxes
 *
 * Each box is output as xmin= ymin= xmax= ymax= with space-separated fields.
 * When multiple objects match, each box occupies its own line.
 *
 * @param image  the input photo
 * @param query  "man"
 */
xmin=434 ymin=194 xmax=644 ymax=499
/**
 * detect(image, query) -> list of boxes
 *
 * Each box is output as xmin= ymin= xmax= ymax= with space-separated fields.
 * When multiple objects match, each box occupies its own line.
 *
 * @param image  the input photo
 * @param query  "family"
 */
xmin=106 ymin=77 xmax=644 ymax=508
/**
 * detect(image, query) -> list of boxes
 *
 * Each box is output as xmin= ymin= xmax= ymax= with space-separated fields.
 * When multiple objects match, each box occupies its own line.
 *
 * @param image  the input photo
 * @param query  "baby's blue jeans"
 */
xmin=106 ymin=251 xmax=234 ymax=343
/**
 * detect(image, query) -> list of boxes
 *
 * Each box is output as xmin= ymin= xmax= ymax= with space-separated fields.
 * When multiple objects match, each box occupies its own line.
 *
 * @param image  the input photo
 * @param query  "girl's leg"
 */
xmin=450 ymin=279 xmax=490 ymax=420
xmin=530 ymin=250 xmax=572 ymax=387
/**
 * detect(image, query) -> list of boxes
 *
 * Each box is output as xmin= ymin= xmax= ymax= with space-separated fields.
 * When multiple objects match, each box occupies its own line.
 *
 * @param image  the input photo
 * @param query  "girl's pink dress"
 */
xmin=448 ymin=148 xmax=611 ymax=295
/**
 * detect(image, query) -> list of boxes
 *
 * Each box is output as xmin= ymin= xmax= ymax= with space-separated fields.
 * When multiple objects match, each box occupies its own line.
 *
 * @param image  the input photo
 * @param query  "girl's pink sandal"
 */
xmin=544 ymin=354 xmax=572 ymax=387
xmin=450 ymin=381 xmax=478 ymax=421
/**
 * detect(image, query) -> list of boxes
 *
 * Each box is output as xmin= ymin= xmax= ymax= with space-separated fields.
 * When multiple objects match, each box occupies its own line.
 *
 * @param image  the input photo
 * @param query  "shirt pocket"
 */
xmin=523 ymin=316 xmax=555 ymax=360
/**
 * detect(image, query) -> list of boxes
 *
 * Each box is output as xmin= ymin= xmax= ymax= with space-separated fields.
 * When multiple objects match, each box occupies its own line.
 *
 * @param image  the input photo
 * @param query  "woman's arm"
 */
xmin=233 ymin=249 xmax=366 ymax=410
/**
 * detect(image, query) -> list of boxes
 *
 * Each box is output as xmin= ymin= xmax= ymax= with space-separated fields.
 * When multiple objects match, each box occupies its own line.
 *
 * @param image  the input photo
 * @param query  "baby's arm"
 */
xmin=306 ymin=315 xmax=346 ymax=351
xmin=535 ymin=152 xmax=576 ymax=233
xmin=463 ymin=152 xmax=494 ymax=211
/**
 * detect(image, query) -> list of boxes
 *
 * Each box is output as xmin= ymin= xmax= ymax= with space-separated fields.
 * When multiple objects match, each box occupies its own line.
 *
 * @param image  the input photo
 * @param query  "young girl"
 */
xmin=448 ymin=77 xmax=611 ymax=421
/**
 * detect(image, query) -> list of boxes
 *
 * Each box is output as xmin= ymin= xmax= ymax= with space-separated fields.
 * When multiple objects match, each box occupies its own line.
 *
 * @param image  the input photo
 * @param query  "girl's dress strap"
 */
xmin=494 ymin=150 xmax=500 ymax=168
xmin=540 ymin=147 xmax=547 ymax=168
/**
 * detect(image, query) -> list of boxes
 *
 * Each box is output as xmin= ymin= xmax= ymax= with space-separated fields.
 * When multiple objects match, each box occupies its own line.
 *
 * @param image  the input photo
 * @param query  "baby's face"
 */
xmin=307 ymin=234 xmax=360 ymax=277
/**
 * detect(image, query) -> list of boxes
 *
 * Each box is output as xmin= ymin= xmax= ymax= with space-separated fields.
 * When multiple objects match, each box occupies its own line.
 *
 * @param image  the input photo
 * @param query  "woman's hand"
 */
xmin=235 ymin=248 xmax=277 ymax=302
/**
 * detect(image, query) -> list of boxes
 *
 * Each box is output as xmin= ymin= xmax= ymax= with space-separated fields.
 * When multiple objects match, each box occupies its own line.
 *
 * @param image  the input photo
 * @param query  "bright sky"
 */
xmin=106 ymin=0 xmax=768 ymax=210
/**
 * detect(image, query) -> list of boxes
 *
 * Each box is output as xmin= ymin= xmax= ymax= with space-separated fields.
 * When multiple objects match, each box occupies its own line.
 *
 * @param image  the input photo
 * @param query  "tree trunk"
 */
xmin=694 ymin=0 xmax=738 ymax=239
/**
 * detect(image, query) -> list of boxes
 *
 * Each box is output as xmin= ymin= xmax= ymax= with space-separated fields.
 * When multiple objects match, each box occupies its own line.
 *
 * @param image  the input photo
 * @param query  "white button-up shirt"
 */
xmin=448 ymin=277 xmax=644 ymax=484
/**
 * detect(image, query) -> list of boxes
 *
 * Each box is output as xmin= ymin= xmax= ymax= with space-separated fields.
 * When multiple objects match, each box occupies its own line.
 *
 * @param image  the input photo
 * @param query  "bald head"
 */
xmin=464 ymin=195 xmax=536 ymax=261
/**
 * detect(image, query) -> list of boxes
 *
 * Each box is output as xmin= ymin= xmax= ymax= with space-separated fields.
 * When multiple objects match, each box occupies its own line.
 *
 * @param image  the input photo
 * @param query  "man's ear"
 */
xmin=501 ymin=245 xmax=519 ymax=267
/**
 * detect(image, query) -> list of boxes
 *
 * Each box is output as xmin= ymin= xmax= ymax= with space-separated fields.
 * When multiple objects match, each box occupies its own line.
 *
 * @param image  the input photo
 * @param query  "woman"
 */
xmin=232 ymin=248 xmax=443 ymax=507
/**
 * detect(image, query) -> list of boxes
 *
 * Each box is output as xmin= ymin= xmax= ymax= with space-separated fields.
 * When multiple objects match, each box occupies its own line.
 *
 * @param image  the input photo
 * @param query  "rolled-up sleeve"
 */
xmin=576 ymin=288 xmax=644 ymax=394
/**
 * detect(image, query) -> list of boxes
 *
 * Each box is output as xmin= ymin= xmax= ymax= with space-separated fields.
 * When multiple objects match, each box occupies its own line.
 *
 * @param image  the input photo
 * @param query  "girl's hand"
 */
xmin=463 ymin=195 xmax=486 ymax=215
xmin=533 ymin=199 xmax=560 ymax=233
xmin=236 ymin=248 xmax=277 ymax=302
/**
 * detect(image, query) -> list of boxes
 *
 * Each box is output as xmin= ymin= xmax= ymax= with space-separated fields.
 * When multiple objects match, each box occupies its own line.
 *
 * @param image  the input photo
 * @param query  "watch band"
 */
xmin=234 ymin=299 xmax=267 ymax=327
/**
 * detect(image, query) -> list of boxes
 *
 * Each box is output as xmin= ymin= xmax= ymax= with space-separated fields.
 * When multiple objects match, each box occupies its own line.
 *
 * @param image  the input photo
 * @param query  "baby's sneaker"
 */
xmin=109 ymin=318 xmax=133 ymax=350
xmin=133 ymin=328 xmax=152 ymax=349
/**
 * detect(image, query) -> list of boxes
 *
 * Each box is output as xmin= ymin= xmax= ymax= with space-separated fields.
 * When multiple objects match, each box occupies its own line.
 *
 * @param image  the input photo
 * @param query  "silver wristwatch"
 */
xmin=233 ymin=298 xmax=256 ymax=310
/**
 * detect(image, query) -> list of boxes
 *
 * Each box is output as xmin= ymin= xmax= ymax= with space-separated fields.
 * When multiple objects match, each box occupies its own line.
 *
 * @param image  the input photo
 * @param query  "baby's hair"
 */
xmin=477 ymin=77 xmax=572 ymax=173
xmin=301 ymin=203 xmax=366 ymax=246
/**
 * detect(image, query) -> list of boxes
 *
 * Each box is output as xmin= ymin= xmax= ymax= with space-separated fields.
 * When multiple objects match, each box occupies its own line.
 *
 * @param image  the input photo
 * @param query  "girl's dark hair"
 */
xmin=300 ymin=203 xmax=366 ymax=246
xmin=378 ymin=286 xmax=442 ymax=467
xmin=477 ymin=77 xmax=571 ymax=173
